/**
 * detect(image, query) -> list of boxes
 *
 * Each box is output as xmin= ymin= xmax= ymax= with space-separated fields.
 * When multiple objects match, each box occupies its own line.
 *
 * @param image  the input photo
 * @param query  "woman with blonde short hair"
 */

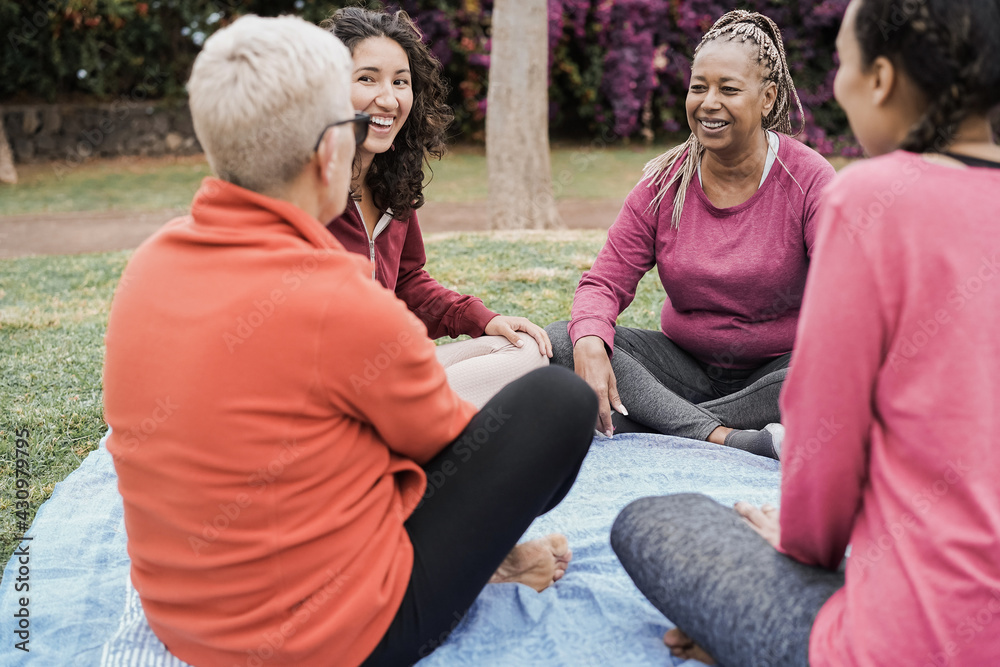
xmin=104 ymin=15 xmax=596 ymax=667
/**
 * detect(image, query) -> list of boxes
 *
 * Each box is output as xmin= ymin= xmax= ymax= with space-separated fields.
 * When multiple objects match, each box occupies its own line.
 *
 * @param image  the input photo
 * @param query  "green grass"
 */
xmin=1 ymin=145 xmax=855 ymax=217
xmin=0 ymin=143 xmax=854 ymax=217
xmin=0 ymin=231 xmax=663 ymax=568
xmin=0 ymin=144 xmax=677 ymax=216
xmin=423 ymin=143 xmax=671 ymax=203
xmin=0 ymin=158 xmax=213 ymax=216
xmin=0 ymin=251 xmax=129 ymax=568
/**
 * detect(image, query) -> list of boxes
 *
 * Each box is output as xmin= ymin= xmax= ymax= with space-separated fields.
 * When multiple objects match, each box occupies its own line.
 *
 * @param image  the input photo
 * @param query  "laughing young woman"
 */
xmin=547 ymin=11 xmax=835 ymax=458
xmin=322 ymin=7 xmax=550 ymax=408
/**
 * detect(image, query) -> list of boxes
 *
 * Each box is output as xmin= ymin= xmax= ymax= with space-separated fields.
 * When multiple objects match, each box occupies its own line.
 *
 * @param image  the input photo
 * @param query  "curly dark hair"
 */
xmin=853 ymin=0 xmax=1000 ymax=153
xmin=321 ymin=6 xmax=454 ymax=220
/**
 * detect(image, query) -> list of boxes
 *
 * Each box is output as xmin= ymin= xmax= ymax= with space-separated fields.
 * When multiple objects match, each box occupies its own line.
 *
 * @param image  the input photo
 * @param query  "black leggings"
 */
xmin=361 ymin=366 xmax=598 ymax=666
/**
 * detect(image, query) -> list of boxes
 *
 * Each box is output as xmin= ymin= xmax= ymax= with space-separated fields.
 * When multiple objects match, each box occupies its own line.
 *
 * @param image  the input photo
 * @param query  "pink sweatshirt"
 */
xmin=569 ymin=133 xmax=835 ymax=369
xmin=779 ymin=152 xmax=1000 ymax=666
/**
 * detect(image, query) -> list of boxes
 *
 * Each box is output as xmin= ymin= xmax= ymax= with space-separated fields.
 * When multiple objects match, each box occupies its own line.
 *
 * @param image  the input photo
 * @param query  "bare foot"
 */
xmin=663 ymin=627 xmax=716 ymax=665
xmin=488 ymin=534 xmax=572 ymax=592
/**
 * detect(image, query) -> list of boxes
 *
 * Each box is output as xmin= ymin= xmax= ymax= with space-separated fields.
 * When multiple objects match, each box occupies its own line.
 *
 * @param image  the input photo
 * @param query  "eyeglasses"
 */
xmin=314 ymin=112 xmax=370 ymax=151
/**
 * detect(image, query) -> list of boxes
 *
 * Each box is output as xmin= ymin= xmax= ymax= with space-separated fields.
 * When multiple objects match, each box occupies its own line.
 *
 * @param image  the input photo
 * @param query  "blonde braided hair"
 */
xmin=644 ymin=10 xmax=805 ymax=228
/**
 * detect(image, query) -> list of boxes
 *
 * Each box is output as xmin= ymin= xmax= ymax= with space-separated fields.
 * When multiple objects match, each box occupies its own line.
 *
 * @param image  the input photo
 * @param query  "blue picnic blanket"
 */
xmin=0 ymin=431 xmax=780 ymax=666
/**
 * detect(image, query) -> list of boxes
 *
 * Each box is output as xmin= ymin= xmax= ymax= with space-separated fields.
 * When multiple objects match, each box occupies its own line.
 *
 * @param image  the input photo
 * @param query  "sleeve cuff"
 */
xmin=464 ymin=301 xmax=498 ymax=337
xmin=568 ymin=317 xmax=616 ymax=357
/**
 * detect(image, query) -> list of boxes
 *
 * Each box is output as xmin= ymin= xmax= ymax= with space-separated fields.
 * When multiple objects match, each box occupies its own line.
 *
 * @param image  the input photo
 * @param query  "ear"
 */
xmin=869 ymin=55 xmax=897 ymax=107
xmin=761 ymin=80 xmax=778 ymax=120
xmin=315 ymin=127 xmax=342 ymax=187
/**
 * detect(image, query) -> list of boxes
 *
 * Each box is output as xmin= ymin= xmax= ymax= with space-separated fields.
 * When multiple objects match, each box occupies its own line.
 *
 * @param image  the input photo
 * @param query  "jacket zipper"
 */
xmin=354 ymin=201 xmax=378 ymax=282
xmin=368 ymin=237 xmax=376 ymax=282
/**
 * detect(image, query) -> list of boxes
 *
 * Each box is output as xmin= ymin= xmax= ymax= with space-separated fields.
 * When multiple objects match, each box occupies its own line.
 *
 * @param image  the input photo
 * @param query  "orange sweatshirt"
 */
xmin=104 ymin=178 xmax=477 ymax=667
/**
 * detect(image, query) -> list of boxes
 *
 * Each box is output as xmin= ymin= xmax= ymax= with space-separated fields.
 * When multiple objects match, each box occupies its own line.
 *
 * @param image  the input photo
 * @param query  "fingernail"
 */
xmin=618 ymin=404 xmax=629 ymax=416
xmin=516 ymin=340 xmax=524 ymax=347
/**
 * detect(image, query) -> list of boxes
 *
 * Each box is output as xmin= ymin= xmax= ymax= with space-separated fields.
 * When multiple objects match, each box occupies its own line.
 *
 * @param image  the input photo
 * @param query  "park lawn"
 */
xmin=0 ymin=145 xmax=855 ymax=217
xmin=0 ymin=230 xmax=663 ymax=568
xmin=425 ymin=142 xmax=674 ymax=203
xmin=0 ymin=143 xmax=675 ymax=217
xmin=1 ymin=156 xmax=213 ymax=216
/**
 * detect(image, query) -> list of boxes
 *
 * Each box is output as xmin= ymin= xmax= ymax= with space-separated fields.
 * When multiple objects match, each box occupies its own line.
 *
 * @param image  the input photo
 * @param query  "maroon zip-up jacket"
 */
xmin=326 ymin=202 xmax=497 ymax=339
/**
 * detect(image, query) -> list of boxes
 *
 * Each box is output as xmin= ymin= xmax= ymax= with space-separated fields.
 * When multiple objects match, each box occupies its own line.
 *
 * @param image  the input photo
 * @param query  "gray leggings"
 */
xmin=547 ymin=322 xmax=790 ymax=440
xmin=611 ymin=494 xmax=844 ymax=667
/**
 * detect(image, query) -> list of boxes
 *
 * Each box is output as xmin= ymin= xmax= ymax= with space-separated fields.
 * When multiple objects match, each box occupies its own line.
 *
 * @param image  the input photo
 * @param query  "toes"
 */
xmin=664 ymin=630 xmax=716 ymax=666
xmin=492 ymin=536 xmax=576 ymax=591
xmin=546 ymin=533 xmax=570 ymax=558
xmin=663 ymin=628 xmax=692 ymax=648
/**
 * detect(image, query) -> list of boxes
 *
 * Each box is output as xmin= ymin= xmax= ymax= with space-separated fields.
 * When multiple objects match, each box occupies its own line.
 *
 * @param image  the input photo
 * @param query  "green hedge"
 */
xmin=2 ymin=0 xmax=859 ymax=150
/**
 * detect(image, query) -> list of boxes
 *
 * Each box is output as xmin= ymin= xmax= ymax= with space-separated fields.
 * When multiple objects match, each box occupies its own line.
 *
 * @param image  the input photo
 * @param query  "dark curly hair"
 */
xmin=853 ymin=0 xmax=1000 ymax=153
xmin=321 ymin=6 xmax=454 ymax=220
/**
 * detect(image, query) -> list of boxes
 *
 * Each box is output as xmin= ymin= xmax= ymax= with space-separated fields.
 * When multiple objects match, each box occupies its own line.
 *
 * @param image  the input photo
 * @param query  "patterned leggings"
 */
xmin=436 ymin=333 xmax=549 ymax=408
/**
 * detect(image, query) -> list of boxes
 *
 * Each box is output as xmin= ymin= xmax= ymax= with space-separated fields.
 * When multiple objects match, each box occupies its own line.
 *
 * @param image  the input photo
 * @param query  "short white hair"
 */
xmin=187 ymin=15 xmax=352 ymax=194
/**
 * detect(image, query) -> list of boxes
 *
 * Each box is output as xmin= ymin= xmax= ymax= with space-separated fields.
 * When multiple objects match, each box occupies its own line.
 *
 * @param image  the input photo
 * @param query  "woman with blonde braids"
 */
xmin=547 ymin=11 xmax=835 ymax=458
xmin=612 ymin=0 xmax=1000 ymax=664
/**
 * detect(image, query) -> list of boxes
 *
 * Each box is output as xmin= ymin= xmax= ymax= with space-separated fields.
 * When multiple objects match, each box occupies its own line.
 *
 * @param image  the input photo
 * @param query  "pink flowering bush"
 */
xmin=549 ymin=0 xmax=859 ymax=155
xmin=390 ymin=0 xmax=858 ymax=154
xmin=1 ymin=0 xmax=861 ymax=154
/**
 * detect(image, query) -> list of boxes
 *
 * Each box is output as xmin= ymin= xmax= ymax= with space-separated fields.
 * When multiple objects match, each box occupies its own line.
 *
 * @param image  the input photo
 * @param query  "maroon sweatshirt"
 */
xmin=569 ymin=133 xmax=835 ymax=369
xmin=326 ymin=202 xmax=496 ymax=339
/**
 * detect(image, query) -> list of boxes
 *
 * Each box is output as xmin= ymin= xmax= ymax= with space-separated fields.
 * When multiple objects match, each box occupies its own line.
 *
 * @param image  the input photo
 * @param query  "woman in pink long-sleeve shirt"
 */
xmin=547 ymin=11 xmax=835 ymax=458
xmin=611 ymin=1 xmax=1000 ymax=665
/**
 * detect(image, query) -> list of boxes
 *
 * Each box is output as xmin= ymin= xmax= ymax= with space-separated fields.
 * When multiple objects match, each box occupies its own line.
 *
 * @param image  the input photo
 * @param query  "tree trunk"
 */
xmin=486 ymin=0 xmax=560 ymax=230
xmin=0 ymin=109 xmax=18 ymax=185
